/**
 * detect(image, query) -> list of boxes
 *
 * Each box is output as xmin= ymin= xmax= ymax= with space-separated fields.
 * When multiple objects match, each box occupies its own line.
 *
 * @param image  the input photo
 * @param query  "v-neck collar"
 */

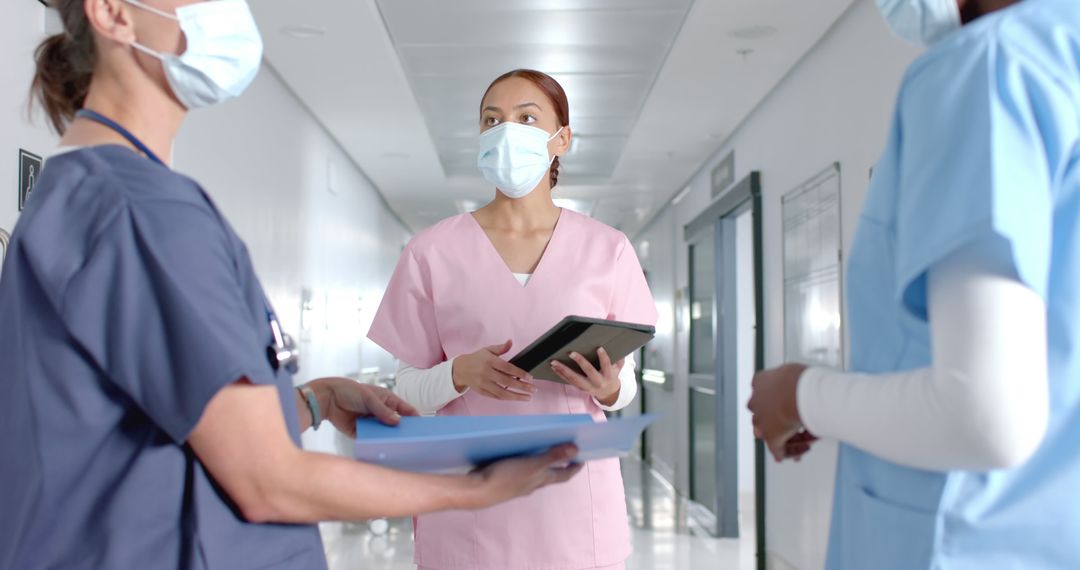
xmin=466 ymin=208 xmax=568 ymax=291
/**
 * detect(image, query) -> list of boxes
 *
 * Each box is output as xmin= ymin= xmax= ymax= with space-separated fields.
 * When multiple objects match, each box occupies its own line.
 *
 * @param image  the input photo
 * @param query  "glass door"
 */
xmin=688 ymin=231 xmax=718 ymax=517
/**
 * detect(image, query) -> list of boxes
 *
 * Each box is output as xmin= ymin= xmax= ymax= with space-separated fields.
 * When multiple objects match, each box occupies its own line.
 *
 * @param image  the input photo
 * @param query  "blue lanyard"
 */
xmin=75 ymin=109 xmax=167 ymax=166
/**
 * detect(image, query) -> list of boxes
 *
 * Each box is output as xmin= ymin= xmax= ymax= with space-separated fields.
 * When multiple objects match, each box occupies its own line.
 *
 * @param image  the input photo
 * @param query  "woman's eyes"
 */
xmin=482 ymin=114 xmax=537 ymax=126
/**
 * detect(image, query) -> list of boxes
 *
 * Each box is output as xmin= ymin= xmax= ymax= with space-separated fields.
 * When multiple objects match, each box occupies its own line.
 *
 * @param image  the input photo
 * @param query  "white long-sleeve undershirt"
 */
xmin=796 ymin=237 xmax=1049 ymax=472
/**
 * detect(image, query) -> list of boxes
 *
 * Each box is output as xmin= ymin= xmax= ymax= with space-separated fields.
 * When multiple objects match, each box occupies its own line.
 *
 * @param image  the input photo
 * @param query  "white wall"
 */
xmin=636 ymin=207 xmax=683 ymax=485
xmin=632 ymin=1 xmax=920 ymax=568
xmin=0 ymin=3 xmax=58 ymax=237
xmin=176 ymin=65 xmax=412 ymax=454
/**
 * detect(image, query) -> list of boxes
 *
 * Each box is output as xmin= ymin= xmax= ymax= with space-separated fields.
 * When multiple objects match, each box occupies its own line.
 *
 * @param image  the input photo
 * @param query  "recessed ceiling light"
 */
xmin=281 ymin=24 xmax=327 ymax=39
xmin=728 ymin=25 xmax=778 ymax=40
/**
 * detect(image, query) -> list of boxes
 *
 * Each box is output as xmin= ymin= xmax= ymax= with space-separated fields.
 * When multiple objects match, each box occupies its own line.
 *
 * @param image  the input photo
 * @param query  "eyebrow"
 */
xmin=482 ymin=102 xmax=543 ymax=113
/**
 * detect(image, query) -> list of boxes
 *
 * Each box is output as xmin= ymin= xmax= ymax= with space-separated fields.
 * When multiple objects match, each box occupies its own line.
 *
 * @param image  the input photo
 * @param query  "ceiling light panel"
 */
xmin=400 ymin=44 xmax=668 ymax=76
xmin=376 ymin=0 xmax=695 ymax=184
xmin=385 ymin=0 xmax=690 ymax=11
xmin=379 ymin=4 xmax=688 ymax=47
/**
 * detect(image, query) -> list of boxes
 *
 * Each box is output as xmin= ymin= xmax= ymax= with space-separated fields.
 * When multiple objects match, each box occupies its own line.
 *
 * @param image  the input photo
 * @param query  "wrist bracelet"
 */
xmin=298 ymin=384 xmax=322 ymax=430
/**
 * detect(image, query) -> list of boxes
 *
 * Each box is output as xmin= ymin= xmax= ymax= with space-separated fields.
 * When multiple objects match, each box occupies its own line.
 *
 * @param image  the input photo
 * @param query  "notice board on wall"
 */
xmin=782 ymin=163 xmax=843 ymax=368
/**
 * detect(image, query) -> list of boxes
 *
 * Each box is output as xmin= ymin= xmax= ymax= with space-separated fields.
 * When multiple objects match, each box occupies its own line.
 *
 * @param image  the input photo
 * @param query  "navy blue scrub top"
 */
xmin=0 ymin=146 xmax=326 ymax=569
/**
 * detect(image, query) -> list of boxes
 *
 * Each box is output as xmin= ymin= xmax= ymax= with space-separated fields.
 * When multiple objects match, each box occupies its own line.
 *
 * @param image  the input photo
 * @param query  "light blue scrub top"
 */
xmin=832 ymin=0 xmax=1080 ymax=568
xmin=0 ymin=146 xmax=326 ymax=569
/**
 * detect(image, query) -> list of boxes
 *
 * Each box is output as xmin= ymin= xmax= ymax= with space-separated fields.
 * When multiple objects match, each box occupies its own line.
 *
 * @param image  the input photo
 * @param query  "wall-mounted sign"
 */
xmin=19 ymin=149 xmax=43 ymax=212
xmin=710 ymin=150 xmax=735 ymax=199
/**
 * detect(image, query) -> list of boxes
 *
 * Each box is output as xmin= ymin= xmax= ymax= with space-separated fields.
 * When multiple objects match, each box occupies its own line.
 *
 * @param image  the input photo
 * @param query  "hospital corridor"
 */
xmin=3 ymin=0 xmax=1079 ymax=569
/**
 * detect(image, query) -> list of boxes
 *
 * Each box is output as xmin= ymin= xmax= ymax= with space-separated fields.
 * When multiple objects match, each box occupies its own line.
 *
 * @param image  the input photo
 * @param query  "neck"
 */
xmin=62 ymin=53 xmax=185 ymax=165
xmin=959 ymin=0 xmax=1022 ymax=24
xmin=482 ymin=183 xmax=561 ymax=230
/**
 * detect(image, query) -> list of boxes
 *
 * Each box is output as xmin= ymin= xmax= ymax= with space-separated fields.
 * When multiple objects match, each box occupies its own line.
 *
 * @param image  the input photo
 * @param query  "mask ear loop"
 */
xmin=546 ymin=126 xmax=565 ymax=165
xmin=123 ymin=0 xmax=181 ymax=60
xmin=130 ymin=41 xmax=166 ymax=61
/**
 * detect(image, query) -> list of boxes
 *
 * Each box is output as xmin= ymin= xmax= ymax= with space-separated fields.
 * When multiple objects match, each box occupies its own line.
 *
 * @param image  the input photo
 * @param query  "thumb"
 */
xmin=486 ymin=339 xmax=513 ymax=356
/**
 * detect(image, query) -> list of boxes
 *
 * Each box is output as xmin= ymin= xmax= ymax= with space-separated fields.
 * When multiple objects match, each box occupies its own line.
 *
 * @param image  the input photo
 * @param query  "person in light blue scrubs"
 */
xmin=748 ymin=0 xmax=1080 ymax=568
xmin=0 ymin=1 xmax=581 ymax=569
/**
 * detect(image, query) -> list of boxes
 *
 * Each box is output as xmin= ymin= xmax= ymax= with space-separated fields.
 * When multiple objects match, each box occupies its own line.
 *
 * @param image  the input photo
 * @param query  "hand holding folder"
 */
xmin=355 ymin=413 xmax=657 ymax=473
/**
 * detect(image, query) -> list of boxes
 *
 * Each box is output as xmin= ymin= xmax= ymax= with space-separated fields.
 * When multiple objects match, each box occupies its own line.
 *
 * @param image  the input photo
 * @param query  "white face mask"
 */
xmin=125 ymin=0 xmax=264 ymax=109
xmin=477 ymin=122 xmax=564 ymax=199
xmin=876 ymin=0 xmax=961 ymax=46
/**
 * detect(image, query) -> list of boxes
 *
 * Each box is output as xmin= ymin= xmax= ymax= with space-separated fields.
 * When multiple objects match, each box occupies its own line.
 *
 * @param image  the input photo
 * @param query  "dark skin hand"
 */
xmin=957 ymin=0 xmax=1023 ymax=24
xmin=747 ymin=363 xmax=817 ymax=462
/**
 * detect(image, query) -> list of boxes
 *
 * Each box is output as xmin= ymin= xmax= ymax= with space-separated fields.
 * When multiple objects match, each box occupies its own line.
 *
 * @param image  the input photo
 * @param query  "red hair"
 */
xmin=480 ymin=69 xmax=570 ymax=189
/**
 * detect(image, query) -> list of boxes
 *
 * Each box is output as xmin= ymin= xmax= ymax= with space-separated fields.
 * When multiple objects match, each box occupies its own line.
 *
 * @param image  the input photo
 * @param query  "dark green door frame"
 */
xmin=684 ymin=172 xmax=766 ymax=569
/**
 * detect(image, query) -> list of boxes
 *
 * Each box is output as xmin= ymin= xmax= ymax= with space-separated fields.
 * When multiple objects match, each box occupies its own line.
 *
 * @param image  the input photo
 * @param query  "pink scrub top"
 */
xmin=368 ymin=209 xmax=658 ymax=570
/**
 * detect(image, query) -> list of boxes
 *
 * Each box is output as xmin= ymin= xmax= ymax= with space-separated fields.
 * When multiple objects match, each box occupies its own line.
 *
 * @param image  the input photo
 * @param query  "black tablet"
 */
xmin=510 ymin=316 xmax=656 ymax=383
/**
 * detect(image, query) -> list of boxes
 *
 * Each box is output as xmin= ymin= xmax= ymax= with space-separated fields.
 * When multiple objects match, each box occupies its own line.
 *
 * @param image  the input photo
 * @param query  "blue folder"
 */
xmin=354 ymin=413 xmax=657 ymax=473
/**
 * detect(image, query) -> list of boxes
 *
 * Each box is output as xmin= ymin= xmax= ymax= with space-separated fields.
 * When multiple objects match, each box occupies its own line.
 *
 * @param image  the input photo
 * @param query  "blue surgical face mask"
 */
xmin=125 ymin=0 xmax=264 ymax=109
xmin=476 ymin=122 xmax=564 ymax=199
xmin=876 ymin=0 xmax=961 ymax=46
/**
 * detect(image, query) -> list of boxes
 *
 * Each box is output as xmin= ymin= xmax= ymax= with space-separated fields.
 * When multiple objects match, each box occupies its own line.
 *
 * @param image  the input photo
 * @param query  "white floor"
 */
xmin=321 ymin=458 xmax=757 ymax=570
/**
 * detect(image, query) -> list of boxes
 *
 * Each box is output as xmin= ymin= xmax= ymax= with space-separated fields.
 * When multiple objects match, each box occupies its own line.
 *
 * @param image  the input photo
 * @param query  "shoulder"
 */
xmin=46 ymin=146 xmax=221 ymax=223
xmin=902 ymin=0 xmax=1080 ymax=100
xmin=564 ymin=210 xmax=632 ymax=253
xmin=16 ymin=149 xmax=230 ymax=304
xmin=404 ymin=213 xmax=474 ymax=257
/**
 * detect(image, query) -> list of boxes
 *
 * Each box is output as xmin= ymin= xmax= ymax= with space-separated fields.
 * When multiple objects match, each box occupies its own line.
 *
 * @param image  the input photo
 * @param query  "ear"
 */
xmin=553 ymin=125 xmax=572 ymax=157
xmin=85 ymin=0 xmax=138 ymax=45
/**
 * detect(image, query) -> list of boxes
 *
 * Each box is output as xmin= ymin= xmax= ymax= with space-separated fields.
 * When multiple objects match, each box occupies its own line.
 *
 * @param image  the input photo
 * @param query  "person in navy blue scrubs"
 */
xmin=0 ymin=1 xmax=580 ymax=569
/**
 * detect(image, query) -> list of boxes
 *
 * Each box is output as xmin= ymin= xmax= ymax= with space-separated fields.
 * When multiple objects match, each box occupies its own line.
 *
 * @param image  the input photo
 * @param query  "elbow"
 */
xmin=233 ymin=481 xmax=293 ymax=524
xmin=971 ymin=437 xmax=1043 ymax=471
xmin=229 ymin=456 xmax=308 ymax=524
xmin=964 ymin=403 xmax=1048 ymax=471
xmin=237 ymin=496 xmax=277 ymax=525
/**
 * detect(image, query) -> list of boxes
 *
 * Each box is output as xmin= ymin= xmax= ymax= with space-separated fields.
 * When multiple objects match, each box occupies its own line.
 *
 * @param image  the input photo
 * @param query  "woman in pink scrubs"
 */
xmin=368 ymin=69 xmax=658 ymax=570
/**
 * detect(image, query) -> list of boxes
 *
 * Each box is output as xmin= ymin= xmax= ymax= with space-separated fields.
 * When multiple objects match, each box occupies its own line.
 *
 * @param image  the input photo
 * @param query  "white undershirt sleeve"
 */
xmin=393 ymin=358 xmax=464 ymax=415
xmin=796 ymin=236 xmax=1049 ymax=471
xmin=594 ymin=353 xmax=639 ymax=412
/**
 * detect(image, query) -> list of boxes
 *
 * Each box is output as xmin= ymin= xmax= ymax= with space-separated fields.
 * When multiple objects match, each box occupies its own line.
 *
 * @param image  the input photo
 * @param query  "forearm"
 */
xmin=259 ymin=449 xmax=480 ymax=523
xmin=797 ymin=238 xmax=1048 ymax=471
xmin=799 ymin=366 xmax=975 ymax=470
xmin=194 ymin=380 xmax=484 ymax=525
xmin=394 ymin=359 xmax=462 ymax=414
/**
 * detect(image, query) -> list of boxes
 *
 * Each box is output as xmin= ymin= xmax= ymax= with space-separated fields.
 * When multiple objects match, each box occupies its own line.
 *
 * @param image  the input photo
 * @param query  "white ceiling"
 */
xmin=252 ymin=0 xmax=856 ymax=233
xmin=376 ymin=0 xmax=693 ymax=185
